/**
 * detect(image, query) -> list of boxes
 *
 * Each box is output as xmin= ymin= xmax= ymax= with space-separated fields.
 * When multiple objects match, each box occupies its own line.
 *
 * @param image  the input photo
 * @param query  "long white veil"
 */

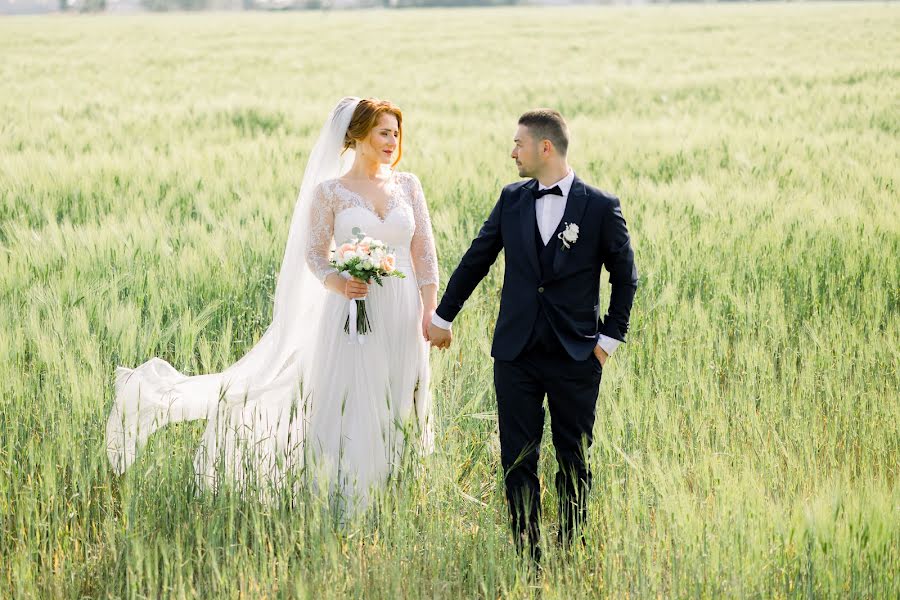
xmin=106 ymin=96 xmax=362 ymax=475
xmin=217 ymin=95 xmax=362 ymax=386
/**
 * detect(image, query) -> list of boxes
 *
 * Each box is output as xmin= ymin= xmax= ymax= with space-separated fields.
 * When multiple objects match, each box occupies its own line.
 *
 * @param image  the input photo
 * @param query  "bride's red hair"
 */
xmin=343 ymin=98 xmax=403 ymax=169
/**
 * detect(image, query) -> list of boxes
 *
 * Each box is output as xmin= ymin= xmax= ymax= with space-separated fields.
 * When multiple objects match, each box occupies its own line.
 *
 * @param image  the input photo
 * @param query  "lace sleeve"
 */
xmin=406 ymin=173 xmax=439 ymax=289
xmin=305 ymin=181 xmax=338 ymax=283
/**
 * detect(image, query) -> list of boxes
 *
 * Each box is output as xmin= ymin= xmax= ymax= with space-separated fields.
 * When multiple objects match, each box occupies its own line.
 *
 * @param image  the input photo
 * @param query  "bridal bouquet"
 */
xmin=330 ymin=227 xmax=405 ymax=342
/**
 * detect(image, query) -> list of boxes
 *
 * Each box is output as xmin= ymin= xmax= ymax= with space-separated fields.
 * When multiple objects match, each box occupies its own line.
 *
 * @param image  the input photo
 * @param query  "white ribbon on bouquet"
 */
xmin=342 ymin=271 xmax=368 ymax=345
xmin=347 ymin=297 xmax=367 ymax=345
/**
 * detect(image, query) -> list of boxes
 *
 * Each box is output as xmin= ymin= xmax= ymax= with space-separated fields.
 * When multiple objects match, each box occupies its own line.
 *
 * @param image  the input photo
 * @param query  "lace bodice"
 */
xmin=305 ymin=171 xmax=439 ymax=289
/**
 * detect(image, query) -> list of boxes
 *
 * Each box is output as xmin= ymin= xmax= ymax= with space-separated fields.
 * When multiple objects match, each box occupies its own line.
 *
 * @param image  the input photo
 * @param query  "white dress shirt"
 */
xmin=432 ymin=169 xmax=621 ymax=357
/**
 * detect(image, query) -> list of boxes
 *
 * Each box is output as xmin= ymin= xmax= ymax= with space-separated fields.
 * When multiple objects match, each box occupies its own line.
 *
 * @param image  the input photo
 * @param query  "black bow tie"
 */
xmin=533 ymin=185 xmax=563 ymax=199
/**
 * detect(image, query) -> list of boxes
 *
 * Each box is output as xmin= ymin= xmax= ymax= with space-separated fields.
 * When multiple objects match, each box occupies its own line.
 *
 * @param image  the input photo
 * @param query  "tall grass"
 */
xmin=1 ymin=4 xmax=898 ymax=597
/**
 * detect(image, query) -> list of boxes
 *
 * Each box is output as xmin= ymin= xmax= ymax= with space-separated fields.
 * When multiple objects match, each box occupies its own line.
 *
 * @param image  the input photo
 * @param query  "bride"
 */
xmin=106 ymin=97 xmax=439 ymax=512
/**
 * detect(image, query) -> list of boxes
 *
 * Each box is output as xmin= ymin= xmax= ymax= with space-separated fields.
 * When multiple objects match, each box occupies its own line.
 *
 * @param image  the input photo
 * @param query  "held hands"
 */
xmin=427 ymin=322 xmax=452 ymax=350
xmin=421 ymin=308 xmax=434 ymax=341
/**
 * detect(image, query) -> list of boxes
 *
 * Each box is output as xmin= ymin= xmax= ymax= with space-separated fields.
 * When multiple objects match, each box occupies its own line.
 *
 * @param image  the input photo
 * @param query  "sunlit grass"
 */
xmin=1 ymin=3 xmax=898 ymax=597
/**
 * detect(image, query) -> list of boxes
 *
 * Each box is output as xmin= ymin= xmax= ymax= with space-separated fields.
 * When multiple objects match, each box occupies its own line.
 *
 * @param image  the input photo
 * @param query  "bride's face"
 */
xmin=358 ymin=113 xmax=400 ymax=166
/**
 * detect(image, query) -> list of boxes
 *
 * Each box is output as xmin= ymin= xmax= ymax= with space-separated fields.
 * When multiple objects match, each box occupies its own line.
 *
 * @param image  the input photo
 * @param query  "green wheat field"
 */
xmin=1 ymin=3 xmax=898 ymax=598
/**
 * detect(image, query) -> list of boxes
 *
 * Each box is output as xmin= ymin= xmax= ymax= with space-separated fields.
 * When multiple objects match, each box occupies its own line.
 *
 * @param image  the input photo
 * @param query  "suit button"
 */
xmin=537 ymin=287 xmax=544 ymax=293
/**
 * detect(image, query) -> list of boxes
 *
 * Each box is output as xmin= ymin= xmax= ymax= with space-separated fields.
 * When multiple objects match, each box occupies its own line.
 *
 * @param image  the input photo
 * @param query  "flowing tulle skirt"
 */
xmin=106 ymin=260 xmax=433 ymax=513
xmin=299 ymin=266 xmax=434 ymax=511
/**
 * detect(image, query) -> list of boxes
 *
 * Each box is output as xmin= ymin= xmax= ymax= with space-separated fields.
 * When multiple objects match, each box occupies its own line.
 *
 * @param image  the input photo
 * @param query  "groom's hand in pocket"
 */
xmin=593 ymin=345 xmax=608 ymax=367
xmin=428 ymin=323 xmax=452 ymax=350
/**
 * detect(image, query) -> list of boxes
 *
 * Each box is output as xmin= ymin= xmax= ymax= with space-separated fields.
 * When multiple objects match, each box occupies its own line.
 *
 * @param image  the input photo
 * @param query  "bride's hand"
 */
xmin=422 ymin=308 xmax=435 ymax=341
xmin=343 ymin=276 xmax=369 ymax=300
xmin=326 ymin=273 xmax=369 ymax=300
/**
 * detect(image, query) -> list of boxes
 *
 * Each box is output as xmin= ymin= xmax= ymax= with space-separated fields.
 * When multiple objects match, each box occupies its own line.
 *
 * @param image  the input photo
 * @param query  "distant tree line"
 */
xmin=69 ymin=0 xmax=759 ymax=13
xmin=58 ymin=0 xmax=106 ymax=12
xmin=23 ymin=0 xmax=766 ymax=15
xmin=134 ymin=0 xmax=520 ymax=11
xmin=140 ymin=0 xmax=208 ymax=10
xmin=390 ymin=0 xmax=519 ymax=6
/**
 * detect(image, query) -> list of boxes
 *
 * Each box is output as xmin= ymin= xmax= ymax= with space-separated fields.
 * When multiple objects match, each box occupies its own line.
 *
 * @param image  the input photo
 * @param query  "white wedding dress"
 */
xmin=106 ymin=98 xmax=438 ymax=514
xmin=300 ymin=171 xmax=438 ymax=509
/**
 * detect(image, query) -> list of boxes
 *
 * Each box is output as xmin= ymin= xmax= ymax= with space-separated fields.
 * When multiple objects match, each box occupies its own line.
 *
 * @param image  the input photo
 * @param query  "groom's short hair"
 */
xmin=518 ymin=109 xmax=569 ymax=156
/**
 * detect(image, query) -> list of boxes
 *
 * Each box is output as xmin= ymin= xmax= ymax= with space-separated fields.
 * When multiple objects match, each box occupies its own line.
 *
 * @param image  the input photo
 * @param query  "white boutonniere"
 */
xmin=558 ymin=222 xmax=579 ymax=251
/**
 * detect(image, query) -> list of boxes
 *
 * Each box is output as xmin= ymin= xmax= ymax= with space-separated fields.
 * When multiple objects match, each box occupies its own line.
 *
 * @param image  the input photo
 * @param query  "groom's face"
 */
xmin=511 ymin=125 xmax=540 ymax=178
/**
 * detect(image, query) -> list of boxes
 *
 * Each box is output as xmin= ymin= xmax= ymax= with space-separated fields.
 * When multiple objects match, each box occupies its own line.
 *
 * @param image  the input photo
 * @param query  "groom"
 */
xmin=428 ymin=109 xmax=638 ymax=562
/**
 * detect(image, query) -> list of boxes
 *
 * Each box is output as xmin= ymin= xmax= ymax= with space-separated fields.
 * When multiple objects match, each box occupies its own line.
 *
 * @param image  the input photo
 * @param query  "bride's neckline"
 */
xmin=333 ymin=172 xmax=401 ymax=222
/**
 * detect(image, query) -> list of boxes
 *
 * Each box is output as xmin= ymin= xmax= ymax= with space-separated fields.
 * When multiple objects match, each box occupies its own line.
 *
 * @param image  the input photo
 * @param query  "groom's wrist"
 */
xmin=596 ymin=334 xmax=620 ymax=356
xmin=431 ymin=312 xmax=453 ymax=331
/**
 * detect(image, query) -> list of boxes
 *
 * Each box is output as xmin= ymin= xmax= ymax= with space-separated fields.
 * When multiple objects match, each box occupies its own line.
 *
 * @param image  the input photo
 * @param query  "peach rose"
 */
xmin=357 ymin=244 xmax=371 ymax=255
xmin=337 ymin=243 xmax=356 ymax=261
xmin=380 ymin=255 xmax=396 ymax=273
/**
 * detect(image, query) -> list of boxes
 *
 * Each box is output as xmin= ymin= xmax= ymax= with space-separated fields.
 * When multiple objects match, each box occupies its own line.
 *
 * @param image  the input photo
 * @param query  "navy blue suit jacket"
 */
xmin=436 ymin=174 xmax=638 ymax=361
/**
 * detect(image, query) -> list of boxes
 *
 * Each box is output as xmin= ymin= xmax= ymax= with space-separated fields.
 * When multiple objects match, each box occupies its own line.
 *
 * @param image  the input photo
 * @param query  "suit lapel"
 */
xmin=519 ymin=179 xmax=541 ymax=278
xmin=551 ymin=174 xmax=589 ymax=276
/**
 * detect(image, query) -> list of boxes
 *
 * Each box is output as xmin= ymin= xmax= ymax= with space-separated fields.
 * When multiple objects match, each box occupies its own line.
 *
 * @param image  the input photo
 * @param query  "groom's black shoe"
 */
xmin=506 ymin=479 xmax=543 ymax=564
xmin=556 ymin=460 xmax=591 ymax=553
